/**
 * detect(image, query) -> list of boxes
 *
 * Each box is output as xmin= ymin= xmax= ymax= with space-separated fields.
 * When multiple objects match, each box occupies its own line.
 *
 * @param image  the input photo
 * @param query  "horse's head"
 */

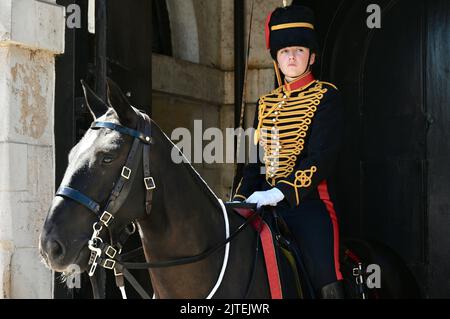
xmin=39 ymin=79 xmax=151 ymax=273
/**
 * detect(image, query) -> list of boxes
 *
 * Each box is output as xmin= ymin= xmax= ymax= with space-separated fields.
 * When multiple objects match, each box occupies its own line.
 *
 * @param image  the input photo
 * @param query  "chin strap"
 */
xmin=274 ymin=61 xmax=283 ymax=87
xmin=303 ymin=51 xmax=312 ymax=75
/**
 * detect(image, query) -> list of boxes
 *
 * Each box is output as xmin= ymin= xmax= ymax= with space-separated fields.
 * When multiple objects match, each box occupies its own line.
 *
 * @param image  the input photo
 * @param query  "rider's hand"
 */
xmin=245 ymin=188 xmax=285 ymax=209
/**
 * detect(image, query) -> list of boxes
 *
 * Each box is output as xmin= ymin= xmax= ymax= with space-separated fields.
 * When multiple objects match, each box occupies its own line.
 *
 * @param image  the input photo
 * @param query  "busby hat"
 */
xmin=265 ymin=5 xmax=319 ymax=60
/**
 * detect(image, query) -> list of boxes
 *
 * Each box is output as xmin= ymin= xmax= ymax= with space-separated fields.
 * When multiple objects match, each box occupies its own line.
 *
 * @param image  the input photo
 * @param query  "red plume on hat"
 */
xmin=265 ymin=11 xmax=274 ymax=50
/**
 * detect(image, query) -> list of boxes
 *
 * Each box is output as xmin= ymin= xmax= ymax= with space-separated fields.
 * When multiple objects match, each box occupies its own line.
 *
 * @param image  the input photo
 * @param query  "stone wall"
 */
xmin=0 ymin=0 xmax=65 ymax=298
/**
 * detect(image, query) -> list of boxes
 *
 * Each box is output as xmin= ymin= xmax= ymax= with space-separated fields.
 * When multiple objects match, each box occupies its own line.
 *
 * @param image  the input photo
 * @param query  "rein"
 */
xmin=56 ymin=109 xmax=262 ymax=299
xmin=117 ymin=206 xmax=260 ymax=269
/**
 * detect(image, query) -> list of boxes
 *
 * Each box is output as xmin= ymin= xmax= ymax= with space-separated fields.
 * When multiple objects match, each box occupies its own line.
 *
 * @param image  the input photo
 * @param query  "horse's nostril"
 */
xmin=46 ymin=239 xmax=65 ymax=261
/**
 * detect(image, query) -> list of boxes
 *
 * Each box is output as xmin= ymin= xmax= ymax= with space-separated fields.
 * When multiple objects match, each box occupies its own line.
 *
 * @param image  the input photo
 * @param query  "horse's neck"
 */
xmin=161 ymin=160 xmax=225 ymax=252
xmin=151 ymin=129 xmax=224 ymax=242
xmin=137 ymin=130 xmax=226 ymax=297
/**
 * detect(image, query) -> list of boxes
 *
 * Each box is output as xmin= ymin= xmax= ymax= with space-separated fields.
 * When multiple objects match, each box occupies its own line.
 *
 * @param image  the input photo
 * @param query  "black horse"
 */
xmin=40 ymin=80 xmax=420 ymax=299
xmin=40 ymin=80 xmax=271 ymax=298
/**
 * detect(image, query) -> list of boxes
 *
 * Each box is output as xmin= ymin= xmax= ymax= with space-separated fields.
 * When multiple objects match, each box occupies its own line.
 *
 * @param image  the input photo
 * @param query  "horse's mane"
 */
xmin=153 ymin=120 xmax=225 ymax=213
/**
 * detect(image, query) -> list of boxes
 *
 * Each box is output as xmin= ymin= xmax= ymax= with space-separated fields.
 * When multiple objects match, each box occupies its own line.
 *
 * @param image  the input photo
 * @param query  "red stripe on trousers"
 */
xmin=317 ymin=180 xmax=343 ymax=281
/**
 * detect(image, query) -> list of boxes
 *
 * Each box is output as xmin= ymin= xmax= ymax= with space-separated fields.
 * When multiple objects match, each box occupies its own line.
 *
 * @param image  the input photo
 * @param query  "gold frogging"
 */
xmin=254 ymin=81 xmax=327 ymax=188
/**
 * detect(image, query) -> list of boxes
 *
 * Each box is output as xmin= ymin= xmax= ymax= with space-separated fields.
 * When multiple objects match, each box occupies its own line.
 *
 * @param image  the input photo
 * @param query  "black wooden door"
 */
xmin=294 ymin=0 xmax=450 ymax=297
xmin=54 ymin=0 xmax=152 ymax=298
xmin=331 ymin=0 xmax=428 ymax=293
xmin=424 ymin=0 xmax=450 ymax=298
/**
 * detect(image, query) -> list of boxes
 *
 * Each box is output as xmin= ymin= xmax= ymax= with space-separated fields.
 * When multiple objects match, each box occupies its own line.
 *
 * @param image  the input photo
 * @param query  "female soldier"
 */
xmin=232 ymin=4 xmax=344 ymax=298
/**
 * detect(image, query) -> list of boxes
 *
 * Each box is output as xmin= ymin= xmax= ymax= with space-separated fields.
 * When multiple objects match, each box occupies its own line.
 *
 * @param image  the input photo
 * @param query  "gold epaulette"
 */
xmin=318 ymin=81 xmax=338 ymax=91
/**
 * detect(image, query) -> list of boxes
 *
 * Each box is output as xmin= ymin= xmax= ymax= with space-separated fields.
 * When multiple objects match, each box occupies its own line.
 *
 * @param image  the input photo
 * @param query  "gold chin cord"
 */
xmin=273 ymin=61 xmax=283 ymax=87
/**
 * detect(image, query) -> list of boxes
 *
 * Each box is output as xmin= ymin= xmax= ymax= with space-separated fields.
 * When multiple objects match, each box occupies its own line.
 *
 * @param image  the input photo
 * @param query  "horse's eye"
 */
xmin=103 ymin=156 xmax=114 ymax=164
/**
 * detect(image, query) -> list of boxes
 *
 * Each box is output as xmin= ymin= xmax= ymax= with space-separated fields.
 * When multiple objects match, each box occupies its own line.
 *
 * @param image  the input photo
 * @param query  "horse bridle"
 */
xmin=56 ymin=109 xmax=155 ymax=297
xmin=56 ymin=109 xmax=262 ymax=299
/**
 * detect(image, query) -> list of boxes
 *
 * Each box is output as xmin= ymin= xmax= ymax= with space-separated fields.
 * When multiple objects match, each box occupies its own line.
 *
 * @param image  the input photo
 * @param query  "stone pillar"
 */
xmin=0 ymin=0 xmax=65 ymax=298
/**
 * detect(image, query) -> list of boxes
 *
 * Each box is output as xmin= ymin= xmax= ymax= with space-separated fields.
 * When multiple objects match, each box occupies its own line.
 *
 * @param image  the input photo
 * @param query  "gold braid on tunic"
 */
xmin=254 ymin=80 xmax=328 ymax=188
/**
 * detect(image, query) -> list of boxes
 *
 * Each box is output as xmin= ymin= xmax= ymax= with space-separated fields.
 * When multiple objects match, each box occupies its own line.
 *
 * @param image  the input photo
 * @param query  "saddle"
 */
xmin=225 ymin=202 xmax=315 ymax=299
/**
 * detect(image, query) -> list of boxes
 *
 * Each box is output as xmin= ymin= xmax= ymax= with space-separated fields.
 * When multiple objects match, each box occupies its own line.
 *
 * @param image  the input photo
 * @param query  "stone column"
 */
xmin=0 ymin=0 xmax=65 ymax=298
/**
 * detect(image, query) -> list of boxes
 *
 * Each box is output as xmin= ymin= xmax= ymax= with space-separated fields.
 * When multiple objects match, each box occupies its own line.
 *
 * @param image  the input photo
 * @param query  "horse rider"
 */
xmin=232 ymin=4 xmax=345 ymax=299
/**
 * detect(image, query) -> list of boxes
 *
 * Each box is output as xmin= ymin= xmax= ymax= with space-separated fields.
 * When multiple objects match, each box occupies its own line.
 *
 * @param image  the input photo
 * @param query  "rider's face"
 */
xmin=277 ymin=46 xmax=315 ymax=82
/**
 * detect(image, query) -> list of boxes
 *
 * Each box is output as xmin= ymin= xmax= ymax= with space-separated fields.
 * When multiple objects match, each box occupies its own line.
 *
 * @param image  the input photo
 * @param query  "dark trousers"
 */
xmin=277 ymin=199 xmax=342 ymax=294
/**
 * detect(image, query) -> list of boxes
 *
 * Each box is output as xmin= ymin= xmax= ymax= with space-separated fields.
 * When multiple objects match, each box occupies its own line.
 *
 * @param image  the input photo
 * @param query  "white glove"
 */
xmin=245 ymin=188 xmax=285 ymax=209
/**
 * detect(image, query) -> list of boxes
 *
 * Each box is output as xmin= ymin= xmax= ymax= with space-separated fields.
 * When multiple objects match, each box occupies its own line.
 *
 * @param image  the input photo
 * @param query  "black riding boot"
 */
xmin=320 ymin=280 xmax=345 ymax=299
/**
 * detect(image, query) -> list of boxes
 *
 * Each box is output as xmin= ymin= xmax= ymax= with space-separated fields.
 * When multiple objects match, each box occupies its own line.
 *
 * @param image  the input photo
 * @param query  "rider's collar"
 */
xmin=284 ymin=71 xmax=315 ymax=92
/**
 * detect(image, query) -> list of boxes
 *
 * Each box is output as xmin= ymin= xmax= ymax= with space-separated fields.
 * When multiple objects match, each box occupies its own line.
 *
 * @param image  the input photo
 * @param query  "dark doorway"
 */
xmin=294 ymin=0 xmax=450 ymax=297
xmin=152 ymin=0 xmax=172 ymax=55
xmin=54 ymin=0 xmax=152 ymax=298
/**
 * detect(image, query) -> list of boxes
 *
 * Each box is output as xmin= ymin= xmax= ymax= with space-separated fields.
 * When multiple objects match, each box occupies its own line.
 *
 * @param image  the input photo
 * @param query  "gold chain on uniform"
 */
xmin=255 ymin=80 xmax=327 ymax=189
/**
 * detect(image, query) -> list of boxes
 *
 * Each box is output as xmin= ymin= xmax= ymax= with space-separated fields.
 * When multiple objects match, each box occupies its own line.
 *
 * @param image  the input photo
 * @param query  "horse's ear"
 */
xmin=106 ymin=78 xmax=136 ymax=126
xmin=81 ymin=80 xmax=109 ymax=119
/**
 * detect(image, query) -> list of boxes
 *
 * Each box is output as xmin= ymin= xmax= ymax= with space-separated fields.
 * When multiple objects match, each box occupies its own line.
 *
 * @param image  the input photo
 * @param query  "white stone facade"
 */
xmin=0 ymin=0 xmax=65 ymax=298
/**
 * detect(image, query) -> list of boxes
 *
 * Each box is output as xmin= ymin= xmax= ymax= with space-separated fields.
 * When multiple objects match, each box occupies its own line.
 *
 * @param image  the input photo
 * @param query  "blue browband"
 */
xmin=57 ymin=186 xmax=101 ymax=215
xmin=91 ymin=121 xmax=152 ymax=144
